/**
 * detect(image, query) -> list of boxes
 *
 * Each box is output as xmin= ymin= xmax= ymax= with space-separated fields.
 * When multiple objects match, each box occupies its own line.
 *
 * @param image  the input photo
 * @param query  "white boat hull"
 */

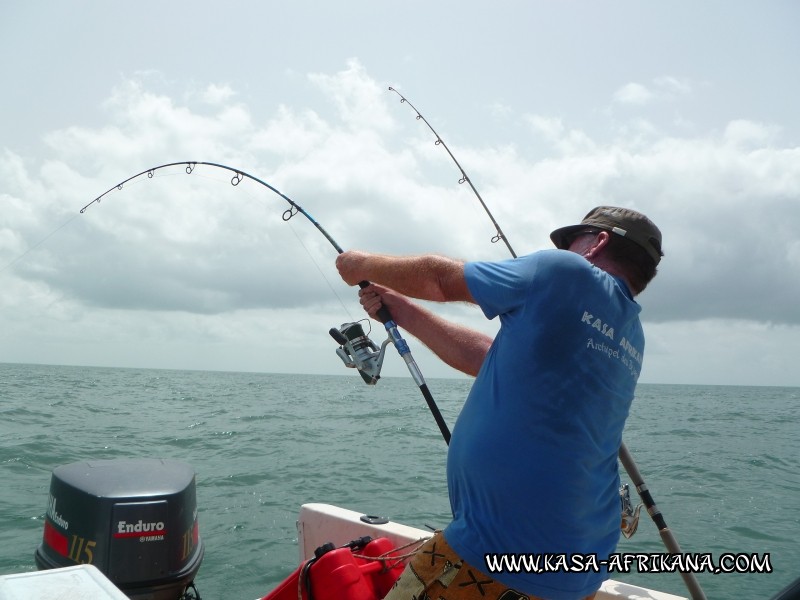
xmin=296 ymin=503 xmax=688 ymax=600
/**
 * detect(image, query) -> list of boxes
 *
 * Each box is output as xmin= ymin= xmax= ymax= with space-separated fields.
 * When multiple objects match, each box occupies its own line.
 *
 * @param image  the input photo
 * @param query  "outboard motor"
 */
xmin=35 ymin=458 xmax=203 ymax=600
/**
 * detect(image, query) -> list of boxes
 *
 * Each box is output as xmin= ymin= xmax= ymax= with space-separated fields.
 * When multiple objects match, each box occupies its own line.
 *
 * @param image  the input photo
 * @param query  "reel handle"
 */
xmin=329 ymin=328 xmax=348 ymax=345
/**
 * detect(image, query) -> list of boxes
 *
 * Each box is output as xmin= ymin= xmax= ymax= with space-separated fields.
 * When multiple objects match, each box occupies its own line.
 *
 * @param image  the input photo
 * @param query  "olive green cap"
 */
xmin=550 ymin=206 xmax=664 ymax=265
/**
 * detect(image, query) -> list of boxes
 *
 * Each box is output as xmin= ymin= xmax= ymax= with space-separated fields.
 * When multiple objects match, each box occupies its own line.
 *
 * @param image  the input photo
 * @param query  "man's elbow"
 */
xmin=465 ymin=338 xmax=492 ymax=376
xmin=434 ymin=265 xmax=473 ymax=304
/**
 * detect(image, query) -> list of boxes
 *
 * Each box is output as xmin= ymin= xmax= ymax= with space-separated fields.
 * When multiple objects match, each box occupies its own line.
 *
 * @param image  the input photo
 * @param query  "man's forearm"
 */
xmin=393 ymin=297 xmax=492 ymax=377
xmin=337 ymin=251 xmax=474 ymax=303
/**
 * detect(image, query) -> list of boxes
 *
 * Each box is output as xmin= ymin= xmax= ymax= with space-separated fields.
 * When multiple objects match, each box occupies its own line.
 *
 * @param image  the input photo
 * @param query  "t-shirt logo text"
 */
xmin=581 ymin=311 xmax=614 ymax=340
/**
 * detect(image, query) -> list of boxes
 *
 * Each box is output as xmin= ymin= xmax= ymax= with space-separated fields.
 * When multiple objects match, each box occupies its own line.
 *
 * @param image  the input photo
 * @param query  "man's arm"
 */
xmin=336 ymin=250 xmax=474 ymax=303
xmin=359 ymin=284 xmax=492 ymax=377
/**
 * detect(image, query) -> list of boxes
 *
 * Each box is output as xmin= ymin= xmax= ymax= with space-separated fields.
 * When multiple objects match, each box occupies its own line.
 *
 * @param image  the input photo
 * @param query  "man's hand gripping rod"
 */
xmin=330 ymin=282 xmax=452 ymax=444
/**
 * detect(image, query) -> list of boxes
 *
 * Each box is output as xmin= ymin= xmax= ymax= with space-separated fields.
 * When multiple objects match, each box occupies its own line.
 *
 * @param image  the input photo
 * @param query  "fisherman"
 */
xmin=335 ymin=206 xmax=663 ymax=600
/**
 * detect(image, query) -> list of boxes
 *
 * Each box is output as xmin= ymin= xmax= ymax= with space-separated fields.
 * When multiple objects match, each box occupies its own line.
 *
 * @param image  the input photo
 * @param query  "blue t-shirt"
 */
xmin=443 ymin=249 xmax=644 ymax=599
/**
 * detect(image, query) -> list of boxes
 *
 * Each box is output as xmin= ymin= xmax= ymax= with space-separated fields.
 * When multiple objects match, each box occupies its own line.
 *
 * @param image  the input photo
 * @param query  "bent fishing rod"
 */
xmin=389 ymin=89 xmax=706 ymax=600
xmin=81 ymin=161 xmax=451 ymax=444
xmin=388 ymin=87 xmax=516 ymax=258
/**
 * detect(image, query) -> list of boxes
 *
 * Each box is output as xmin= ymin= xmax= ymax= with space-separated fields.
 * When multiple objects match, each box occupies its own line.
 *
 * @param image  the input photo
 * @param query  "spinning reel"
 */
xmin=619 ymin=483 xmax=643 ymax=539
xmin=329 ymin=321 xmax=391 ymax=385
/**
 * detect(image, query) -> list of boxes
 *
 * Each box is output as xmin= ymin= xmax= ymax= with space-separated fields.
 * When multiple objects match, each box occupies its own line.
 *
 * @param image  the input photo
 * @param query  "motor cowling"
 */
xmin=35 ymin=458 xmax=203 ymax=600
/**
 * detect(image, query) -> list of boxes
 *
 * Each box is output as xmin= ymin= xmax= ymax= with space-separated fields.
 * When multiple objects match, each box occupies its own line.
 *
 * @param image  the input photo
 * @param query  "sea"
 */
xmin=1 ymin=362 xmax=798 ymax=600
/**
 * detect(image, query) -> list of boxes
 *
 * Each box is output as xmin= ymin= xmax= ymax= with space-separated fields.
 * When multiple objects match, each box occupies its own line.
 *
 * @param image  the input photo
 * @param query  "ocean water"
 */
xmin=1 ymin=363 xmax=798 ymax=599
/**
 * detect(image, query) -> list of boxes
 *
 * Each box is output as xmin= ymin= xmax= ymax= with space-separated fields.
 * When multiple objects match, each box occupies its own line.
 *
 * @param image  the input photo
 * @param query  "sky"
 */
xmin=1 ymin=1 xmax=798 ymax=386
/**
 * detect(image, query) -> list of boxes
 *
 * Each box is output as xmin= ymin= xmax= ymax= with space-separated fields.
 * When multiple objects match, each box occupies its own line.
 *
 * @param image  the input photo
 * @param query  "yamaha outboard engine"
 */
xmin=35 ymin=458 xmax=203 ymax=600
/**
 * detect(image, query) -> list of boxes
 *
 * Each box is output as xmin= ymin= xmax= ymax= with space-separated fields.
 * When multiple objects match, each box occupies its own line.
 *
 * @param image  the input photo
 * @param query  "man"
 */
xmin=335 ymin=206 xmax=663 ymax=600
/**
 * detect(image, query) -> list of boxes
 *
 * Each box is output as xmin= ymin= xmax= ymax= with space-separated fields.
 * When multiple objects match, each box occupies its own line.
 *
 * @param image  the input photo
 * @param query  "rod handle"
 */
xmin=358 ymin=280 xmax=392 ymax=323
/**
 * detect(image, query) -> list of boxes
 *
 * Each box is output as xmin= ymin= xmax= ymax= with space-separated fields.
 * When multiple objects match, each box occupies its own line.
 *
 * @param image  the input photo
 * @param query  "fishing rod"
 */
xmin=81 ymin=161 xmax=451 ymax=443
xmin=389 ymin=89 xmax=706 ymax=599
xmin=619 ymin=445 xmax=707 ymax=600
xmin=388 ymin=86 xmax=517 ymax=258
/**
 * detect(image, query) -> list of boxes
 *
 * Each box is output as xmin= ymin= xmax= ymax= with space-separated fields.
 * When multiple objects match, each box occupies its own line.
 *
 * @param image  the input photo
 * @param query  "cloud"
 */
xmin=6 ymin=65 xmax=800 ymax=325
xmin=2 ymin=62 xmax=799 ymax=383
xmin=515 ymin=114 xmax=800 ymax=327
xmin=653 ymin=76 xmax=692 ymax=97
xmin=201 ymin=83 xmax=237 ymax=105
xmin=489 ymin=102 xmax=513 ymax=120
xmin=644 ymin=319 xmax=800 ymax=386
xmin=613 ymin=76 xmax=693 ymax=106
xmin=614 ymin=82 xmax=655 ymax=106
xmin=524 ymin=115 xmax=597 ymax=155
xmin=723 ymin=119 xmax=781 ymax=147
xmin=307 ymin=59 xmax=397 ymax=133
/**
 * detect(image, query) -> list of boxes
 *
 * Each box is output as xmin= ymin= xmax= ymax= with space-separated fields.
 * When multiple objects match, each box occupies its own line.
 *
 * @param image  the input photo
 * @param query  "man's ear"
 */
xmin=584 ymin=230 xmax=611 ymax=258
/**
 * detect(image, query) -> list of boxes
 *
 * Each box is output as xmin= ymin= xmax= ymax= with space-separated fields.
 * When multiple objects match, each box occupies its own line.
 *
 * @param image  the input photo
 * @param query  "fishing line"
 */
xmin=284 ymin=219 xmax=354 ymax=321
xmin=191 ymin=167 xmax=354 ymax=320
xmin=80 ymin=161 xmax=451 ymax=442
xmin=389 ymin=89 xmax=705 ymax=599
xmin=0 ymin=214 xmax=82 ymax=274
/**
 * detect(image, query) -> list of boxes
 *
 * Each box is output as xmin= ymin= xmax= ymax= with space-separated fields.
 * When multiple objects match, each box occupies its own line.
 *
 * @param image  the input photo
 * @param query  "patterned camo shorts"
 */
xmin=382 ymin=532 xmax=597 ymax=600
